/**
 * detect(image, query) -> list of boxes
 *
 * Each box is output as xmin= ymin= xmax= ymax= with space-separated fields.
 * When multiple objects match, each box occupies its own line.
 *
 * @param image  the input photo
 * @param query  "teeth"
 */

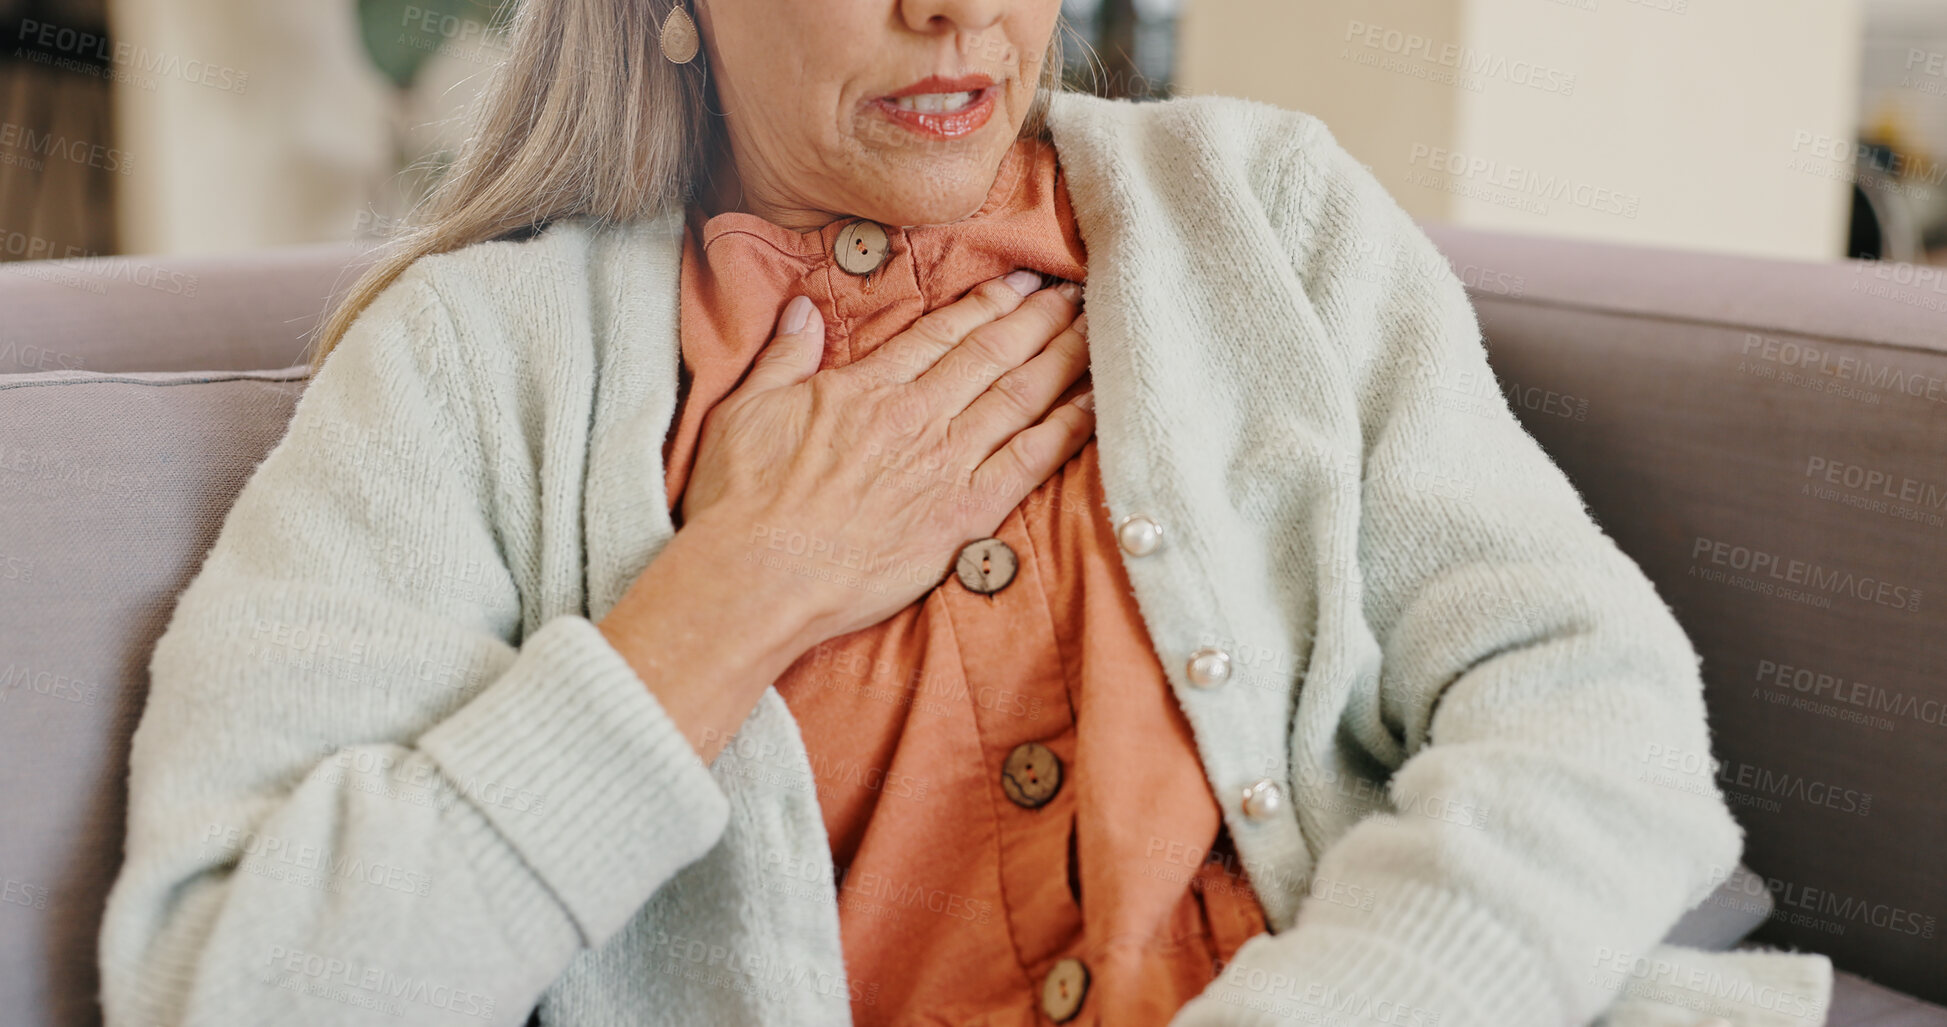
xmin=892 ymin=90 xmax=980 ymax=113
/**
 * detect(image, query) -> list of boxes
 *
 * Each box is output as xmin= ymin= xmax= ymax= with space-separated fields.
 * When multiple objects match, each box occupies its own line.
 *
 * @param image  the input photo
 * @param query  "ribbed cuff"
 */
xmin=1172 ymin=880 xmax=1836 ymax=1027
xmin=419 ymin=614 xmax=731 ymax=947
xmin=1172 ymin=878 xmax=1558 ymax=1027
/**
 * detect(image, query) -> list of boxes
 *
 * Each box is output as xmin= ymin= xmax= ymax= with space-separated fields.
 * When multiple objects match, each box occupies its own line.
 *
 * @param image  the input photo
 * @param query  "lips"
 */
xmin=871 ymin=75 xmax=999 ymax=140
xmin=884 ymin=73 xmax=995 ymax=98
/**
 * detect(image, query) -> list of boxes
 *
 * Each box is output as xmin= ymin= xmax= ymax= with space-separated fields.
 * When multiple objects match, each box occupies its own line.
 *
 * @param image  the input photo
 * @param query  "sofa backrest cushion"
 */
xmin=0 ymin=367 xmax=308 ymax=1026
xmin=1426 ymin=224 xmax=1947 ymax=1005
xmin=0 ymin=244 xmax=375 ymax=375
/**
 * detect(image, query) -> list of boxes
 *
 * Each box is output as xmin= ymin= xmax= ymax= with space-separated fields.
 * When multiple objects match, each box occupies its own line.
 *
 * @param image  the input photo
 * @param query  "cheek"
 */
xmin=712 ymin=7 xmax=821 ymax=105
xmin=727 ymin=43 xmax=860 ymax=140
xmin=1006 ymin=8 xmax=1061 ymax=67
xmin=715 ymin=55 xmax=834 ymax=151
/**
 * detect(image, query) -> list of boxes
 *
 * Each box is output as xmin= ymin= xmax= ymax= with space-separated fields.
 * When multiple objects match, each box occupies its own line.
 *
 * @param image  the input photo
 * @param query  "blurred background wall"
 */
xmin=108 ymin=1 xmax=391 ymax=254
xmin=104 ymin=0 xmax=505 ymax=254
xmin=1176 ymin=0 xmax=1864 ymax=261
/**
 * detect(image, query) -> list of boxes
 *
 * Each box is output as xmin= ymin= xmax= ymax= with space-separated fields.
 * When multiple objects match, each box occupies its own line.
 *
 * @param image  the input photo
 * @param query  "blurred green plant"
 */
xmin=357 ymin=0 xmax=511 ymax=89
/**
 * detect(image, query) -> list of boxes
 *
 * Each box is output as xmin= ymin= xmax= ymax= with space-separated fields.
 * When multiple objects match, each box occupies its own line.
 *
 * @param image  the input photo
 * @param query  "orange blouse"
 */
xmin=665 ymin=135 xmax=1268 ymax=1026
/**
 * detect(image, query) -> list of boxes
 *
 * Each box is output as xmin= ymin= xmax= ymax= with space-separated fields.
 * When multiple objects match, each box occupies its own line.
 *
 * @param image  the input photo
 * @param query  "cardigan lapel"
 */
xmin=1041 ymin=89 xmax=1321 ymax=930
xmin=579 ymin=209 xmax=688 ymax=626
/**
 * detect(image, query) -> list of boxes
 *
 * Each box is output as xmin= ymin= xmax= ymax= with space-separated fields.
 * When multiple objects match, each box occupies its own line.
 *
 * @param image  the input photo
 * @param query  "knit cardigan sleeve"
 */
xmin=1173 ymin=121 xmax=1828 ymax=1027
xmin=96 ymin=266 xmax=730 ymax=1027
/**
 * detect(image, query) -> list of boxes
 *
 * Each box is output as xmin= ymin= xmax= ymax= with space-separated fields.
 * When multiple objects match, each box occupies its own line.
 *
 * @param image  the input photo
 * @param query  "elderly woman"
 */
xmin=98 ymin=1 xmax=1833 ymax=1025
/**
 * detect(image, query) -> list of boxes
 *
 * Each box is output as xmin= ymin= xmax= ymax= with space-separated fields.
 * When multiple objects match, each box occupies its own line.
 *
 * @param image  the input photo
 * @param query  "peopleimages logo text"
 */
xmin=1690 ymin=536 xmax=1922 ymax=612
xmin=1407 ymin=145 xmax=1640 ymax=218
xmin=1343 ymin=21 xmax=1577 ymax=94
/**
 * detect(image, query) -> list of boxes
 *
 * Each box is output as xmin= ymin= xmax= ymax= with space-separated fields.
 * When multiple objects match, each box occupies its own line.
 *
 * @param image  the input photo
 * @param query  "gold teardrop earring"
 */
xmin=660 ymin=2 xmax=700 ymax=64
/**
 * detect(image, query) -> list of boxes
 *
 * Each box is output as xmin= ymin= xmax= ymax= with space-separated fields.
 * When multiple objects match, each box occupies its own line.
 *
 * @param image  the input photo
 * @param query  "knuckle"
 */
xmin=950 ymin=285 xmax=1015 ymax=331
xmin=845 ymin=359 xmax=891 ymax=392
xmin=909 ymin=309 xmax=961 ymax=350
xmin=1034 ymin=296 xmax=1077 ymax=337
xmin=990 ymin=371 xmax=1035 ymax=415
xmin=972 ymin=279 xmax=1019 ymax=317
xmin=847 ymin=354 xmax=908 ymax=395
xmin=955 ymin=334 xmax=1009 ymax=384
xmin=1006 ymin=434 xmax=1042 ymax=483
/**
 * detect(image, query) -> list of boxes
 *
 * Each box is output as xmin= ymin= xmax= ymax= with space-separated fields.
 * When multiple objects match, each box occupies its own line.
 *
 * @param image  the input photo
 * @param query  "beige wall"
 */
xmin=108 ymin=0 xmax=500 ymax=255
xmin=109 ymin=1 xmax=391 ymax=255
xmin=1177 ymin=0 xmax=1863 ymax=261
xmin=1176 ymin=0 xmax=1464 ymax=223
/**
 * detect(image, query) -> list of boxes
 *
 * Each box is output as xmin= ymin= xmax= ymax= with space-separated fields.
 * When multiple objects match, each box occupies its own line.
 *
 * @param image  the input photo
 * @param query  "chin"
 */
xmin=869 ymin=151 xmax=1011 ymax=227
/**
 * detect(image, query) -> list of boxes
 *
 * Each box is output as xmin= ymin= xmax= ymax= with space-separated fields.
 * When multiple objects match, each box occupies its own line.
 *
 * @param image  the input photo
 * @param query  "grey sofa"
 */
xmin=1 ymin=226 xmax=1943 ymax=1026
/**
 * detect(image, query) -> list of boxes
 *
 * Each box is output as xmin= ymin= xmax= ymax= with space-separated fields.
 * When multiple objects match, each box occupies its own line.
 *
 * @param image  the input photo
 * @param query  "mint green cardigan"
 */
xmin=99 ymin=89 xmax=1832 ymax=1027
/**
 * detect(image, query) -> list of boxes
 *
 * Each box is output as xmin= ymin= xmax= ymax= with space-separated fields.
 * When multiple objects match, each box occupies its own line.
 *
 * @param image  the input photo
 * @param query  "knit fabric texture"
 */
xmin=97 ymin=89 xmax=1833 ymax=1027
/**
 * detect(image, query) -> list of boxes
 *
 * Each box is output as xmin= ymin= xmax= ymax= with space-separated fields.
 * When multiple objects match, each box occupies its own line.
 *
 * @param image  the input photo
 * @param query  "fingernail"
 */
xmin=1075 ymin=389 xmax=1095 ymax=411
xmin=1057 ymin=281 xmax=1081 ymax=301
xmin=1003 ymin=269 xmax=1041 ymax=296
xmin=781 ymin=295 xmax=812 ymax=334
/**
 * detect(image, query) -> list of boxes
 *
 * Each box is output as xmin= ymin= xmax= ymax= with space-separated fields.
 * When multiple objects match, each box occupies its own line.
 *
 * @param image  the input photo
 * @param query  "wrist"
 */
xmin=657 ymin=508 xmax=834 ymax=656
xmin=596 ymin=514 xmax=830 ymax=762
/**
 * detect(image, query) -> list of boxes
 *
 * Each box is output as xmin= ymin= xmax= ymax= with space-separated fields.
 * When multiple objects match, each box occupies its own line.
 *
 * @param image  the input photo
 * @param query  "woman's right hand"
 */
xmin=678 ymin=268 xmax=1093 ymax=647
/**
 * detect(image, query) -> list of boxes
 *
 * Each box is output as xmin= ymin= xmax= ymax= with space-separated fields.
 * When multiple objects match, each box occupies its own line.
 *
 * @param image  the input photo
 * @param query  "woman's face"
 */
xmin=692 ymin=0 xmax=1062 ymax=231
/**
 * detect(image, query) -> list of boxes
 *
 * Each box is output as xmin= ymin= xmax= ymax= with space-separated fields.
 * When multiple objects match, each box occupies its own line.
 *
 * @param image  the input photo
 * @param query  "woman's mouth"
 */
xmin=871 ymin=84 xmax=998 ymax=139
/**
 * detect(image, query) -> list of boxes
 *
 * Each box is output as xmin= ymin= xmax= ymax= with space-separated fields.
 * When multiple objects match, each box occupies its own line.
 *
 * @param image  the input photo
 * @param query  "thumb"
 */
xmin=739 ymin=295 xmax=824 ymax=393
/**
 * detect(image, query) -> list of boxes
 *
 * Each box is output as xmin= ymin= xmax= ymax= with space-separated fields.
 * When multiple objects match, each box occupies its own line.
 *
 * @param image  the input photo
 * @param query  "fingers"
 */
xmin=950 ymin=311 xmax=1089 ymax=459
xmin=738 ymin=295 xmax=826 ymax=394
xmin=845 ymin=270 xmax=1043 ymax=387
xmin=971 ymin=389 xmax=1097 ymax=514
xmin=916 ymin=279 xmax=1081 ymax=415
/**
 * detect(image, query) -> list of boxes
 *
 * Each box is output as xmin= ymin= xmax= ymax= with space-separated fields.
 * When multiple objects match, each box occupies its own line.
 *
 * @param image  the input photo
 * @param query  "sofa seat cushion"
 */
xmin=1830 ymin=969 xmax=1947 ymax=1026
